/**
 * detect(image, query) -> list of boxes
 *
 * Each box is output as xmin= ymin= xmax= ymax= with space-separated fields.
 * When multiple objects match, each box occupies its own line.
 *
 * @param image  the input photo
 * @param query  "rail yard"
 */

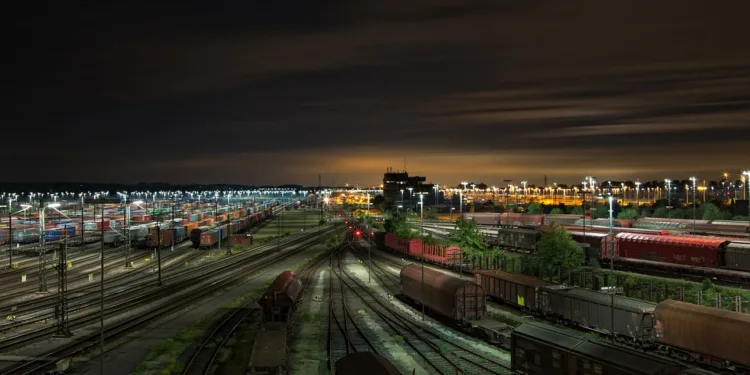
xmin=0 ymin=185 xmax=748 ymax=375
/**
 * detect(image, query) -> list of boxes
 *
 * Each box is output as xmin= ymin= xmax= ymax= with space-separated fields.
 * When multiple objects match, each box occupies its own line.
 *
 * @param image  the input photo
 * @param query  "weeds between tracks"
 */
xmin=3 ymin=226 xmax=342 ymax=375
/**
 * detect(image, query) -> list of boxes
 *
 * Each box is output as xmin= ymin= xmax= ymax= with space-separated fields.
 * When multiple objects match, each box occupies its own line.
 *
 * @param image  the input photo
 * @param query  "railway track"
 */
xmin=328 ymin=245 xmax=379 ymax=366
xmin=183 ymin=236 xmax=342 ymax=375
xmin=329 ymin=237 xmax=510 ymax=375
xmin=1 ymin=225 xmax=342 ymax=375
xmin=0 ymin=249 xmax=206 ymax=341
xmin=181 ymin=307 xmax=255 ymax=375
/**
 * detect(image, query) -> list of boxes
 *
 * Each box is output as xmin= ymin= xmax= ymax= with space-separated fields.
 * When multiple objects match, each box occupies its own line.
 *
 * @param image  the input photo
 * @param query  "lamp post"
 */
xmin=665 ymin=179 xmax=672 ymax=221
xmin=7 ymin=197 xmax=12 ymax=269
xmin=608 ymin=195 xmax=615 ymax=343
xmin=400 ymin=190 xmax=404 ymax=212
xmin=418 ymin=192 xmax=428 ymax=321
xmin=635 ymin=181 xmax=641 ymax=210
xmin=744 ymin=171 xmax=750 ymax=239
xmin=85 ymin=195 xmax=120 ymax=375
xmin=690 ymin=177 xmax=697 ymax=232
xmin=433 ymin=184 xmax=439 ymax=205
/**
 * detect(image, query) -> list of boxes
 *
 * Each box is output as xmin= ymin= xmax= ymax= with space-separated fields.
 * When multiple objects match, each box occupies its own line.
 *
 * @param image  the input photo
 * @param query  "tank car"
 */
xmin=259 ymin=271 xmax=302 ymax=322
xmin=190 ymin=226 xmax=211 ymax=248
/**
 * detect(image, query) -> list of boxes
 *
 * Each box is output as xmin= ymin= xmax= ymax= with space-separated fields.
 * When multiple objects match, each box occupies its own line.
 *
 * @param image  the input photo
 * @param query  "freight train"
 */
xmin=247 ymin=270 xmax=302 ymax=374
xmin=463 ymin=212 xmax=749 ymax=236
xmin=423 ymin=222 xmax=750 ymax=283
xmin=512 ymin=322 xmax=689 ymax=375
xmin=190 ymin=205 xmax=274 ymax=249
xmin=475 ymin=268 xmax=750 ymax=374
xmin=369 ymin=226 xmax=750 ymax=373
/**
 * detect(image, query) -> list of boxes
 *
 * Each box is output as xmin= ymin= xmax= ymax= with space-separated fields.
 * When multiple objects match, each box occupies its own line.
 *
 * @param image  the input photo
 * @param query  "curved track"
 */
xmin=325 ymin=236 xmax=510 ymax=374
xmin=0 ymin=226 xmax=341 ymax=375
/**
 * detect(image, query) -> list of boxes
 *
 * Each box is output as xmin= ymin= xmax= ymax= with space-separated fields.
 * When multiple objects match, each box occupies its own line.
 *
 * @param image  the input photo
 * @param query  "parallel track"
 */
xmin=0 ymin=226 xmax=341 ymax=375
xmin=328 ymin=237 xmax=510 ymax=374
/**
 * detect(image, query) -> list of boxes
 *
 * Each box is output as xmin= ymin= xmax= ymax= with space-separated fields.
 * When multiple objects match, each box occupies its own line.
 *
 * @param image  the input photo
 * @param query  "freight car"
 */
xmin=189 ymin=226 xmax=211 ymax=248
xmin=247 ymin=322 xmax=287 ymax=375
xmin=383 ymin=232 xmax=469 ymax=270
xmin=335 ymin=352 xmax=400 ymax=375
xmin=259 ymin=271 xmax=302 ymax=323
xmin=540 ymin=285 xmax=656 ymax=343
xmin=494 ymin=227 xmax=539 ymax=254
xmin=603 ymin=233 xmax=750 ymax=278
xmin=399 ymin=264 xmax=485 ymax=323
xmin=475 ymin=269 xmax=549 ymax=312
xmin=655 ymin=300 xmax=750 ymax=373
xmin=511 ymin=322 xmax=686 ymax=375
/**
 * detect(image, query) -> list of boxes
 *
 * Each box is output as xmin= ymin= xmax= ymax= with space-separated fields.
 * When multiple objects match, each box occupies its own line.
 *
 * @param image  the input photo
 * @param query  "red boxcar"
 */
xmin=609 ymin=232 xmax=726 ymax=268
xmin=384 ymin=232 xmax=420 ymax=256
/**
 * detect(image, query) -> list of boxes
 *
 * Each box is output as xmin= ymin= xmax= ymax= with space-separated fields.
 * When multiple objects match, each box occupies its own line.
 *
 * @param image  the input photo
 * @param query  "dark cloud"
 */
xmin=8 ymin=0 xmax=750 ymax=186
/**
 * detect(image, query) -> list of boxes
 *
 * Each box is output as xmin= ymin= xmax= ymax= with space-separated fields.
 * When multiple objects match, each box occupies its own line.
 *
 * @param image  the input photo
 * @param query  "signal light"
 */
xmin=355 ymin=231 xmax=361 ymax=236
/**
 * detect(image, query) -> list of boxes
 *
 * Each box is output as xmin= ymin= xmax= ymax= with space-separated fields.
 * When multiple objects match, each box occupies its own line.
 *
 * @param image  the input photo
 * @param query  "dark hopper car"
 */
xmin=511 ymin=322 xmax=685 ymax=375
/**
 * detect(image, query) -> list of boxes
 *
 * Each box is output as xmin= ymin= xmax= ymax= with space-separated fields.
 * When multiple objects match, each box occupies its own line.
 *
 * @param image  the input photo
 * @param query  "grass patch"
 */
xmin=133 ymin=325 xmax=202 ymax=374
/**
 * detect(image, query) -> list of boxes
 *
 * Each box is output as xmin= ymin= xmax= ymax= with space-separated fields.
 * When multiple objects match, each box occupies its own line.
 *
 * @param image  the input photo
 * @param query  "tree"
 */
xmin=529 ymin=225 xmax=585 ymax=278
xmin=652 ymin=207 xmax=668 ymax=218
xmin=617 ymin=208 xmax=638 ymax=220
xmin=425 ymin=208 xmax=439 ymax=220
xmin=447 ymin=217 xmax=489 ymax=256
xmin=384 ymin=209 xmax=414 ymax=239
xmin=527 ymin=202 xmax=543 ymax=214
xmin=570 ymin=206 xmax=584 ymax=216
xmin=701 ymin=203 xmax=721 ymax=220
xmin=549 ymin=207 xmax=565 ymax=215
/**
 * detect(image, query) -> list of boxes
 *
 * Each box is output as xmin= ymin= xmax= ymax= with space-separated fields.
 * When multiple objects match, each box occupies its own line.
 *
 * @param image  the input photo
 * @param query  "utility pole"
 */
xmin=39 ymin=198 xmax=48 ymax=293
xmin=216 ymin=195 xmax=220 ymax=254
xmin=156 ymin=220 xmax=162 ymax=286
xmin=608 ymin=195 xmax=615 ymax=343
xmin=125 ymin=197 xmax=131 ymax=268
xmin=55 ymin=237 xmax=72 ymax=336
xmin=171 ymin=201 xmax=175 ymax=252
xmin=7 ymin=197 xmax=12 ymax=269
xmin=81 ymin=196 xmax=85 ymax=247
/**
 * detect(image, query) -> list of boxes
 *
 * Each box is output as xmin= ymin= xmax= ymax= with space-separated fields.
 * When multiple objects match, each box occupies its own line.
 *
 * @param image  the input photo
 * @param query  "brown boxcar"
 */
xmin=228 ymin=234 xmax=253 ymax=247
xmin=259 ymin=271 xmax=302 ymax=322
xmin=654 ymin=299 xmax=750 ymax=370
xmin=335 ymin=352 xmax=401 ymax=375
xmin=512 ymin=322 xmax=685 ymax=375
xmin=495 ymin=227 xmax=539 ymax=253
xmin=400 ymin=264 xmax=486 ymax=322
xmin=247 ymin=323 xmax=287 ymax=374
xmin=474 ymin=269 xmax=548 ymax=311
xmin=540 ymin=285 xmax=656 ymax=342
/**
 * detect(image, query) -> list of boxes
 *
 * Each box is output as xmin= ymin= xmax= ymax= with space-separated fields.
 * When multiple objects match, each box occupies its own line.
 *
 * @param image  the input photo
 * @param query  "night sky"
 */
xmin=11 ymin=0 xmax=750 ymax=187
